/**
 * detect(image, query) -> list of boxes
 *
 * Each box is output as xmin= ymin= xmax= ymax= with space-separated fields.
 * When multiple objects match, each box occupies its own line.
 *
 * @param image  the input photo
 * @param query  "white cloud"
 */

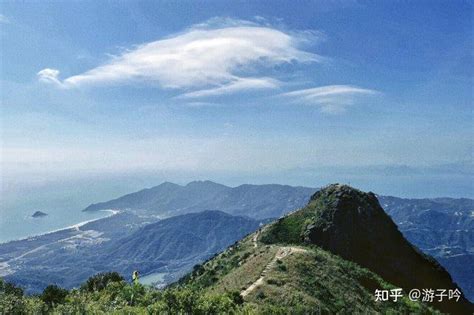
xmin=37 ymin=68 xmax=62 ymax=85
xmin=185 ymin=101 xmax=222 ymax=107
xmin=37 ymin=20 xmax=321 ymax=95
xmin=281 ymin=85 xmax=379 ymax=113
xmin=179 ymin=77 xmax=280 ymax=98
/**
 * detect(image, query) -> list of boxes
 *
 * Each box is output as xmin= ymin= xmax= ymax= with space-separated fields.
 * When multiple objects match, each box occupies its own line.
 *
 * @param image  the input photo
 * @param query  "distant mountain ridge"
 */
xmin=379 ymin=195 xmax=474 ymax=302
xmin=83 ymin=180 xmax=316 ymax=219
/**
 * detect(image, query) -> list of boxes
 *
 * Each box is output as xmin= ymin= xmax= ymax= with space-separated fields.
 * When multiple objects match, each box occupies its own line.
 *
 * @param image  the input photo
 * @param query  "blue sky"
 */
xmin=1 ymin=1 xmax=473 ymax=197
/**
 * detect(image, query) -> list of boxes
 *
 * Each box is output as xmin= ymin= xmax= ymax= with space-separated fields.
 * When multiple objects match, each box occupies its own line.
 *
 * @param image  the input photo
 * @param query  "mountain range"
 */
xmin=0 ymin=210 xmax=263 ymax=293
xmin=0 ymin=180 xmax=472 ymax=303
xmin=83 ymin=180 xmax=315 ymax=219
xmin=83 ymin=180 xmax=474 ymax=300
xmin=4 ymin=184 xmax=473 ymax=314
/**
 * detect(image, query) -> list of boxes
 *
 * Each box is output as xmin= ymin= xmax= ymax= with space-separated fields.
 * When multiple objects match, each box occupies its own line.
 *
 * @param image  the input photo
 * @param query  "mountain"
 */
xmin=259 ymin=184 xmax=473 ymax=314
xmin=0 ymin=211 xmax=261 ymax=293
xmin=179 ymin=184 xmax=473 ymax=313
xmin=379 ymin=195 xmax=474 ymax=301
xmin=50 ymin=181 xmax=474 ymax=300
xmin=2 ymin=180 xmax=473 ymax=301
xmin=100 ymin=211 xmax=262 ymax=281
xmin=83 ymin=180 xmax=315 ymax=219
xmin=180 ymin=235 xmax=438 ymax=313
xmin=2 ymin=182 xmax=473 ymax=313
xmin=0 ymin=212 xmax=149 ymax=293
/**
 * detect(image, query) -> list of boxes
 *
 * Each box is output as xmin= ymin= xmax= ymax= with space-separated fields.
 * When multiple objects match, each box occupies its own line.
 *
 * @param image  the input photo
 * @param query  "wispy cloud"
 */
xmin=184 ymin=101 xmax=222 ymax=108
xmin=38 ymin=19 xmax=322 ymax=96
xmin=179 ymin=77 xmax=280 ymax=98
xmin=281 ymin=85 xmax=379 ymax=113
xmin=37 ymin=68 xmax=62 ymax=85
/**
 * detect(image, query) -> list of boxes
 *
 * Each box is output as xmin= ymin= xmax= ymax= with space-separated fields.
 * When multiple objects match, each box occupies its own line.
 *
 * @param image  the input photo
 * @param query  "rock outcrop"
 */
xmin=31 ymin=211 xmax=48 ymax=218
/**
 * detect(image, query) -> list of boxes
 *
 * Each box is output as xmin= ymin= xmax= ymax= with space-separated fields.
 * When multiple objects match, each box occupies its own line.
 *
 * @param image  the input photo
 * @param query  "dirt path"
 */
xmin=252 ymin=230 xmax=260 ymax=248
xmin=240 ymin=246 xmax=306 ymax=297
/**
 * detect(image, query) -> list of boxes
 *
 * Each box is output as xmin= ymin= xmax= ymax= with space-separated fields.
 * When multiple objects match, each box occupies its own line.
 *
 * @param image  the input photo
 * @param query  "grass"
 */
xmin=1 ymin=229 xmax=440 ymax=315
xmin=181 ymin=231 xmax=439 ymax=314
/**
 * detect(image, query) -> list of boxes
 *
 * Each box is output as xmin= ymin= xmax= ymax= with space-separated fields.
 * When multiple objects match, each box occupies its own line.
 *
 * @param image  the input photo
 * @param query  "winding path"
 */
xmin=241 ymin=229 xmax=307 ymax=297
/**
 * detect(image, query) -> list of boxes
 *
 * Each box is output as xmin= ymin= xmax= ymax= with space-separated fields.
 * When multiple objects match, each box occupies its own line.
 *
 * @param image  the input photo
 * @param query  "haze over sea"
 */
xmin=1 ymin=168 xmax=472 ymax=243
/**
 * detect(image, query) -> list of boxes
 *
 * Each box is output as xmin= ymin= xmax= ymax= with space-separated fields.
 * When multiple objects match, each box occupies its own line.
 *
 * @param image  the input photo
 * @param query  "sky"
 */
xmin=1 ymin=1 xmax=473 ymax=199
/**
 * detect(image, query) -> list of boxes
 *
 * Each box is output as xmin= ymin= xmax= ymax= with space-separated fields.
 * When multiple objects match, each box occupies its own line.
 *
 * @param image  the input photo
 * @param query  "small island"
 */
xmin=32 ymin=211 xmax=48 ymax=218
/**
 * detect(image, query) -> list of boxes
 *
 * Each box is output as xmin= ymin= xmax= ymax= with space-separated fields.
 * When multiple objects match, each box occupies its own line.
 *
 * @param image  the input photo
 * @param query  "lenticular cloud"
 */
xmin=37 ymin=22 xmax=321 ymax=94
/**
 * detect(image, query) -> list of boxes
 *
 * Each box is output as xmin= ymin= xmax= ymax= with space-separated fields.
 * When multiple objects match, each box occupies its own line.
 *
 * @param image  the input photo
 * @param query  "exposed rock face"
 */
xmin=266 ymin=184 xmax=473 ymax=314
xmin=31 ymin=211 xmax=48 ymax=218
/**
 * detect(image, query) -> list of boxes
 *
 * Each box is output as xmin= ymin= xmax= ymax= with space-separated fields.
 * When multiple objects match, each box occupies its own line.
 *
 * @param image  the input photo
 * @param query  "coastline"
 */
xmin=0 ymin=209 xmax=120 ymax=245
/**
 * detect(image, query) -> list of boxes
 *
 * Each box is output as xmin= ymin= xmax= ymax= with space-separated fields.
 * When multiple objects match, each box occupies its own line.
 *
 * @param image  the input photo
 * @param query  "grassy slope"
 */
xmin=1 ymin=186 xmax=446 ymax=314
xmin=180 ymin=229 xmax=438 ymax=314
xmin=2 ymin=227 xmax=439 ymax=314
xmin=259 ymin=189 xmax=343 ymax=246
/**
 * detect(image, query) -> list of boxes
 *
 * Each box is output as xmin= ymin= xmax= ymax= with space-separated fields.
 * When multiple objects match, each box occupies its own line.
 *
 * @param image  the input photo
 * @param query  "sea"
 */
xmin=1 ymin=170 xmax=472 ymax=243
xmin=0 ymin=207 xmax=112 ymax=244
xmin=0 ymin=173 xmax=163 ymax=244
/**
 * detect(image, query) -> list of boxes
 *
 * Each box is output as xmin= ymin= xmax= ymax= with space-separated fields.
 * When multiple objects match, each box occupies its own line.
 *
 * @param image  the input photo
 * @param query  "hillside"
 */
xmin=100 ymin=210 xmax=262 ymax=283
xmin=180 ymin=184 xmax=473 ymax=314
xmin=1 ymin=211 xmax=261 ymax=293
xmin=2 ymin=184 xmax=472 ymax=314
xmin=259 ymin=184 xmax=473 ymax=314
xmin=83 ymin=180 xmax=315 ymax=219
xmin=0 ymin=215 xmax=440 ymax=314
xmin=379 ymin=195 xmax=474 ymax=301
xmin=2 ymin=181 xmax=473 ymax=301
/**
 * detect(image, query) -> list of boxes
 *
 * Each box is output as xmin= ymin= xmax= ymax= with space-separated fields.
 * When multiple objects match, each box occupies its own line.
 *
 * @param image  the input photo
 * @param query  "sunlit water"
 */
xmin=140 ymin=272 xmax=167 ymax=287
xmin=0 ymin=207 xmax=111 ymax=244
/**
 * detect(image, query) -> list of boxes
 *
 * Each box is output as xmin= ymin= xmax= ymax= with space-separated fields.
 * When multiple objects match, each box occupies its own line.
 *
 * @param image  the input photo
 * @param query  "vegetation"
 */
xmin=0 ymin=185 xmax=450 ymax=314
xmin=0 ymin=236 xmax=440 ymax=315
xmin=1 ymin=276 xmax=244 ymax=314
xmin=178 ymin=232 xmax=438 ymax=314
xmin=81 ymin=272 xmax=124 ymax=292
xmin=40 ymin=285 xmax=68 ymax=307
xmin=259 ymin=185 xmax=346 ymax=245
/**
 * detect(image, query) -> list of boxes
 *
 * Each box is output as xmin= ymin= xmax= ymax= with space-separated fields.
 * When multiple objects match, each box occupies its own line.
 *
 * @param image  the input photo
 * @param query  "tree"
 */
xmin=81 ymin=271 xmax=124 ymax=292
xmin=40 ymin=285 xmax=68 ymax=307
xmin=0 ymin=279 xmax=24 ymax=297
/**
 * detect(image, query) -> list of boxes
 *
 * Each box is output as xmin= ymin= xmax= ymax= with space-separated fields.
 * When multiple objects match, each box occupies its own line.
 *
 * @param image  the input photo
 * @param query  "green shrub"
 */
xmin=241 ymin=252 xmax=251 ymax=260
xmin=81 ymin=271 xmax=124 ymax=292
xmin=0 ymin=278 xmax=24 ymax=297
xmin=0 ymin=293 xmax=25 ymax=314
xmin=256 ymin=290 xmax=266 ymax=300
xmin=40 ymin=285 xmax=68 ymax=307
xmin=24 ymin=297 xmax=47 ymax=314
xmin=266 ymin=278 xmax=285 ymax=286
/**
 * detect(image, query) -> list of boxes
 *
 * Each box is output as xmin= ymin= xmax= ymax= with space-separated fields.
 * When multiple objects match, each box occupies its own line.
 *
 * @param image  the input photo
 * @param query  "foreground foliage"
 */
xmin=1 ymin=275 xmax=249 ymax=314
